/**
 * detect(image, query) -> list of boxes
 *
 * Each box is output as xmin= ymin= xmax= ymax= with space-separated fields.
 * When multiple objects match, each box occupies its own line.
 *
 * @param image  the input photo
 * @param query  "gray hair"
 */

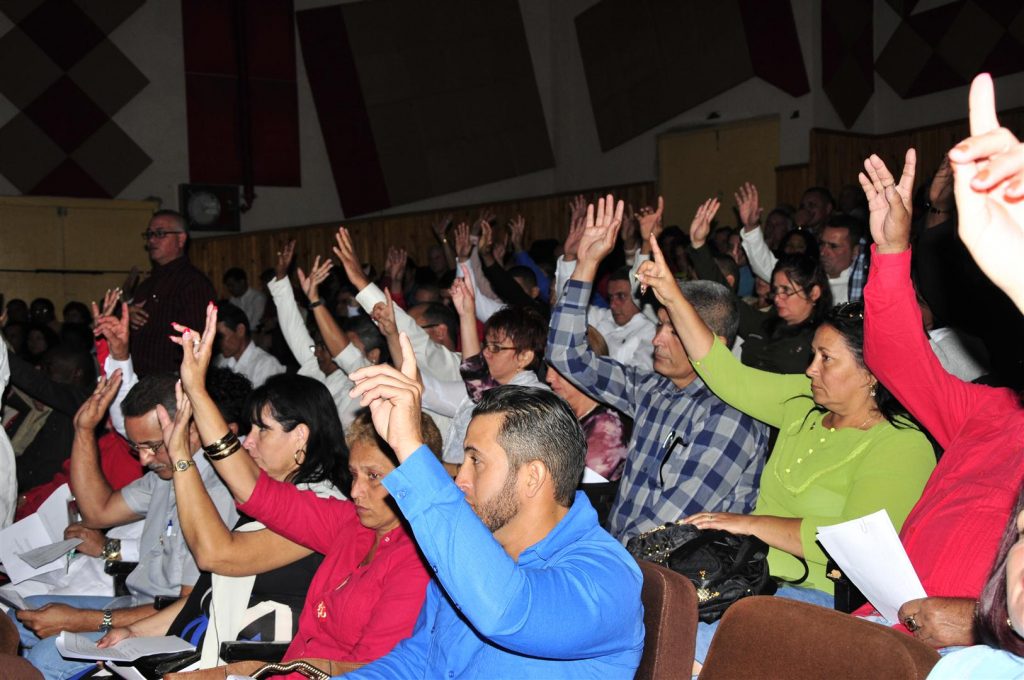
xmin=679 ymin=280 xmax=740 ymax=347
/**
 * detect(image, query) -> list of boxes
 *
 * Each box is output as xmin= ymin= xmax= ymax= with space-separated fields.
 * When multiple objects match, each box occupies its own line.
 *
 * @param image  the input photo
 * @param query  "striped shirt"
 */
xmin=547 ymin=280 xmax=769 ymax=542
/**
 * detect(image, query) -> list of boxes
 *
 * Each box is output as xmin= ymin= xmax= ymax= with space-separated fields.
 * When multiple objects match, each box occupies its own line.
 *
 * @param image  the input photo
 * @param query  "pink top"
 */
xmin=863 ymin=246 xmax=1024 ymax=601
xmin=239 ymin=473 xmax=430 ymax=662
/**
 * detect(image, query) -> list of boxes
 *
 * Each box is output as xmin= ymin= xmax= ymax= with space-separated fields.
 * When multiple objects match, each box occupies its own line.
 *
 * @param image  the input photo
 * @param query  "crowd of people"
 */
xmin=1 ymin=73 xmax=1024 ymax=678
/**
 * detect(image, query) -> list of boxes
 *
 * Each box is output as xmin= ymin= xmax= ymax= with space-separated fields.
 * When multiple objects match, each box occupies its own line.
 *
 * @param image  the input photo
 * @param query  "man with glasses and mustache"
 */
xmin=13 ymin=372 xmax=236 ymax=677
xmin=128 ymin=210 xmax=216 ymax=375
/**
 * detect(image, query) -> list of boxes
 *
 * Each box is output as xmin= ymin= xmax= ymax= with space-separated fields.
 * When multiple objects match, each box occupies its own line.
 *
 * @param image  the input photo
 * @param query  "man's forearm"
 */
xmin=570 ymin=261 xmax=597 ymax=284
xmin=70 ymin=430 xmax=117 ymax=527
xmin=312 ymin=305 xmax=349 ymax=358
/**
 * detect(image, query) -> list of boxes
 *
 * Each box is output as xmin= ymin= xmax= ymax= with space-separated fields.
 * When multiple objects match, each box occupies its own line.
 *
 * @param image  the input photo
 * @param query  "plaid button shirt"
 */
xmin=548 ymin=280 xmax=770 ymax=542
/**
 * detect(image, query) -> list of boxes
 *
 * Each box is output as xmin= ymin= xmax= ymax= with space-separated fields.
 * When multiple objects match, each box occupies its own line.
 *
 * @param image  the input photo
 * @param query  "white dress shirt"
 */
xmin=214 ymin=341 xmax=285 ymax=388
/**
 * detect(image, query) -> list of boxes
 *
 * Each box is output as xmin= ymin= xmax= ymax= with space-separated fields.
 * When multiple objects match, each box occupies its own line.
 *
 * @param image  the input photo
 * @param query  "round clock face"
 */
xmin=188 ymin=191 xmax=222 ymax=226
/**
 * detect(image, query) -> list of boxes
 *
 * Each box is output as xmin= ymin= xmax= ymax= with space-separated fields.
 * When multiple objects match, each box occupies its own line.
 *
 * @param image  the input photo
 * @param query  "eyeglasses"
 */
xmin=483 ymin=342 xmax=517 ymax=353
xmin=128 ymin=440 xmax=166 ymax=455
xmin=419 ymin=323 xmax=442 ymax=330
xmin=769 ymin=285 xmax=805 ymax=299
xmin=141 ymin=229 xmax=185 ymax=241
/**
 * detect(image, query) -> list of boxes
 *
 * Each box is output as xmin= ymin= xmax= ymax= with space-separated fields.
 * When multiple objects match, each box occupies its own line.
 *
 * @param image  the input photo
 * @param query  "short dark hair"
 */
xmin=713 ymin=255 xmax=739 ymax=291
xmin=217 ymin=301 xmax=250 ymax=337
xmin=62 ymin=301 xmax=92 ymax=325
xmin=223 ymin=267 xmax=247 ymax=284
xmin=472 ymin=385 xmax=585 ymax=507
xmin=246 ymin=374 xmax=346 ymax=488
xmin=679 ymin=280 xmax=740 ymax=347
xmin=802 ymin=186 xmax=835 ymax=208
xmin=607 ymin=266 xmax=632 ymax=285
xmin=977 ymin=479 xmax=1024 ymax=657
xmin=483 ymin=305 xmax=547 ymax=371
xmin=341 ymin=314 xmax=388 ymax=364
xmin=412 ymin=302 xmax=458 ymax=347
xmin=824 ymin=214 xmax=865 ymax=248
xmin=206 ymin=367 xmax=253 ymax=430
xmin=508 ymin=265 xmax=538 ymax=292
xmin=151 ymin=209 xmax=188 ymax=234
xmin=122 ymin=373 xmax=179 ymax=419
xmin=44 ymin=344 xmax=96 ymax=390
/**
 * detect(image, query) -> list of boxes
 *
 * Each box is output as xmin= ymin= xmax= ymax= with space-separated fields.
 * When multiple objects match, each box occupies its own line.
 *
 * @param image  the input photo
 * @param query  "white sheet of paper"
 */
xmin=17 ymin=538 xmax=82 ymax=568
xmin=816 ymin=509 xmax=927 ymax=624
xmin=0 ymin=584 xmax=30 ymax=610
xmin=0 ymin=484 xmax=75 ymax=583
xmin=56 ymin=631 xmax=195 ymax=662
xmin=581 ymin=467 xmax=609 ymax=484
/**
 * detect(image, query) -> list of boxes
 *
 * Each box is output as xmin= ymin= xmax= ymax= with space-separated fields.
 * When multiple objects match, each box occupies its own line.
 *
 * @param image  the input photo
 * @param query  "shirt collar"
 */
xmin=519 ymin=491 xmax=598 ymax=563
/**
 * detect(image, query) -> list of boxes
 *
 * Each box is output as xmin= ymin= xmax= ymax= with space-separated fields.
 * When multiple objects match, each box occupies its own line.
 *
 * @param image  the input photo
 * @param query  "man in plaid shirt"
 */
xmin=547 ymin=196 xmax=769 ymax=542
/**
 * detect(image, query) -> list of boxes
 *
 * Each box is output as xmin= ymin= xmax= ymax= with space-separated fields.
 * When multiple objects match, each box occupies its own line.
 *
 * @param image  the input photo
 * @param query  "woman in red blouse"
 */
xmin=170 ymin=303 xmax=437 ymax=664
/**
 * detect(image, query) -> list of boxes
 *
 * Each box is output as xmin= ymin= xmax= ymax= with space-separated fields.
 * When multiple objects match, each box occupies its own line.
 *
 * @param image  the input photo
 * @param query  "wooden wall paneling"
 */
xmin=190 ymin=183 xmax=655 ymax=297
xmin=774 ymin=163 xmax=809 ymax=210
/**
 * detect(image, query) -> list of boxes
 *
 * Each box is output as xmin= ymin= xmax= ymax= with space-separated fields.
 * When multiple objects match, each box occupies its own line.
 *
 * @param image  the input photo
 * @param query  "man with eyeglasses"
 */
xmin=13 ymin=372 xmax=237 ymax=677
xmin=128 ymin=210 xmax=216 ymax=376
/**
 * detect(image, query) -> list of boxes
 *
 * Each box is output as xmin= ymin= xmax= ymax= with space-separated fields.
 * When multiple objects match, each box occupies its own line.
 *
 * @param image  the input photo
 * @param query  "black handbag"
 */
xmin=627 ymin=521 xmax=799 ymax=623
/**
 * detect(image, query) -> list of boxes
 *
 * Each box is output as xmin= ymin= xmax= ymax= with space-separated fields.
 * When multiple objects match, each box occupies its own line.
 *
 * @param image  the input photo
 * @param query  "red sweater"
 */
xmin=239 ymin=473 xmax=430 ymax=662
xmin=863 ymin=246 xmax=1024 ymax=600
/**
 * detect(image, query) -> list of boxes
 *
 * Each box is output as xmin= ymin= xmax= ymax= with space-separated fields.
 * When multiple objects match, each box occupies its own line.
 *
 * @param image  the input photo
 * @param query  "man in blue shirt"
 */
xmin=347 ymin=335 xmax=644 ymax=679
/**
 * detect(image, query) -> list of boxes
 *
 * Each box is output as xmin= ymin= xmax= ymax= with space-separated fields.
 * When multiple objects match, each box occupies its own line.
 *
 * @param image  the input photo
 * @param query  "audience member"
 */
xmin=345 ymin=338 xmax=645 ymax=678
xmin=223 ymin=267 xmax=267 ymax=330
xmin=547 ymin=196 xmax=769 ymax=541
xmin=61 ymin=301 xmax=92 ymax=326
xmin=213 ymin=301 xmax=285 ymax=388
xmin=637 ymin=233 xmax=934 ymax=663
xmin=128 ymin=210 xmax=216 ymax=376
xmin=12 ymin=372 xmax=238 ymax=677
xmin=0 ymin=339 xmax=14 ymax=527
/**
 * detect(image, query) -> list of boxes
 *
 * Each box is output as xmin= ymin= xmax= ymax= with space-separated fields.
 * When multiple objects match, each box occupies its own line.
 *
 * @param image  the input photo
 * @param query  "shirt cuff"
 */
xmin=867 ymin=243 xmax=911 ymax=281
xmin=561 ymin=280 xmax=592 ymax=309
xmin=382 ymin=446 xmax=454 ymax=521
xmin=266 ymin=276 xmax=291 ymax=299
xmin=740 ymin=227 xmax=765 ymax=245
xmin=336 ymin=343 xmax=369 ymax=373
xmin=354 ymin=282 xmax=387 ymax=314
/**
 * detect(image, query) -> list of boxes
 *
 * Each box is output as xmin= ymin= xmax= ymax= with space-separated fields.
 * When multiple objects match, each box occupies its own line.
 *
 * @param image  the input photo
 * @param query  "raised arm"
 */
xmin=69 ymin=371 xmax=141 ymax=527
xmin=948 ymin=73 xmax=1024 ymax=313
xmin=637 ymin=196 xmax=664 ymax=256
xmin=171 ymin=304 xmax=261 ymax=503
xmin=451 ymin=269 xmax=480 ymax=358
xmin=371 ymin=291 xmax=404 ymax=371
xmin=271 ymin=242 xmax=328 ymax=379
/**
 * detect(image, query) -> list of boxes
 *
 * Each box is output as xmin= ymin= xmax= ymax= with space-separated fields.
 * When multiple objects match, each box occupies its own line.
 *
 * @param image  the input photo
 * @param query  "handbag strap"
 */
xmin=774 ymin=556 xmax=810 ymax=586
xmin=251 ymin=660 xmax=331 ymax=680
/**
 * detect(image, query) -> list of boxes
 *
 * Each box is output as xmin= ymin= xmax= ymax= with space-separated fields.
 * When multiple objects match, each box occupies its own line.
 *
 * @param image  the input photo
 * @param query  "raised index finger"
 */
xmin=968 ymin=73 xmax=999 ymax=136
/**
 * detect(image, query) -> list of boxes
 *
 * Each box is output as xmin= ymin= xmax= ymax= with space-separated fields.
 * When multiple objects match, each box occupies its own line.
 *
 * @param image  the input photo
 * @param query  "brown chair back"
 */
xmin=699 ymin=596 xmax=940 ymax=680
xmin=636 ymin=559 xmax=698 ymax=680
xmin=0 ymin=614 xmax=42 ymax=680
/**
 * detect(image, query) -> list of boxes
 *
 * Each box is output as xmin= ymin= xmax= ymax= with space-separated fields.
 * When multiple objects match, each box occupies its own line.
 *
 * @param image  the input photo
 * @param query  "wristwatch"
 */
xmin=100 ymin=609 xmax=113 ymax=633
xmin=174 ymin=459 xmax=197 ymax=473
xmin=102 ymin=538 xmax=122 ymax=561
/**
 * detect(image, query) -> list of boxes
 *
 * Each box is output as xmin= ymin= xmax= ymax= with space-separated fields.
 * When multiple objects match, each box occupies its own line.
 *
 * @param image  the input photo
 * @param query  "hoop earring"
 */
xmin=294 ymin=449 xmax=305 ymax=466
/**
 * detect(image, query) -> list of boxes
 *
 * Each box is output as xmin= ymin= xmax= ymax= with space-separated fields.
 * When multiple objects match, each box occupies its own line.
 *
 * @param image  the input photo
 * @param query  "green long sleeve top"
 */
xmin=692 ymin=340 xmax=936 ymax=593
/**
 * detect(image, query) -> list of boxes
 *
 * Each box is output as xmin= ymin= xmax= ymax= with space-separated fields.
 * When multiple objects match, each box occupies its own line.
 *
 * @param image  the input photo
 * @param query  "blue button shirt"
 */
xmin=344 ymin=446 xmax=645 ymax=679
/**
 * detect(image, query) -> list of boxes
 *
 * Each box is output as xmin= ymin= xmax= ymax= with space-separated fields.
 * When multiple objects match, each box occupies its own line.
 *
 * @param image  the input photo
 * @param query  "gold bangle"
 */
xmin=203 ymin=431 xmax=239 ymax=456
xmin=205 ymin=440 xmax=241 ymax=462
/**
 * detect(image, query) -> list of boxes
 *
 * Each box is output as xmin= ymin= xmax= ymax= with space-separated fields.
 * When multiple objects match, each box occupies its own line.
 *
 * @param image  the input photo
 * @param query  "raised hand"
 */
xmin=688 ymin=198 xmax=721 ymax=249
xmin=574 ymin=194 xmax=624 ymax=279
xmin=928 ymin=156 xmax=954 ymax=212
xmin=563 ymin=203 xmax=588 ymax=262
xmin=492 ymin=230 xmax=509 ymax=265
xmin=385 ymin=247 xmax=408 ymax=287
xmin=450 ymin=267 xmax=476 ymax=318
xmin=477 ymin=220 xmax=494 ymax=257
xmin=169 ymin=302 xmax=217 ymax=395
xmin=98 ymin=287 xmax=121 ymax=318
xmin=858 ymin=148 xmax=917 ymax=253
xmin=332 ymin=226 xmax=369 ymax=290
xmin=508 ymin=215 xmax=526 ymax=252
xmin=948 ymin=73 xmax=1024 ymax=311
xmin=453 ymin=221 xmax=472 ymax=261
xmin=638 ymin=196 xmax=665 ymax=254
xmin=156 ymin=380 xmax=193 ymax=460
xmin=371 ymin=291 xmax=399 ymax=338
xmin=297 ymin=255 xmax=334 ymax=303
xmin=73 ymin=370 xmax=123 ymax=432
xmin=473 ymin=207 xmax=496 ymax=233
xmin=636 ymin=235 xmax=684 ymax=307
xmin=93 ymin=301 xmax=130 ymax=360
xmin=275 ymin=240 xmax=297 ymax=281
xmin=621 ymin=204 xmax=639 ymax=250
xmin=734 ymin=182 xmax=762 ymax=231
xmin=348 ymin=333 xmax=424 ymax=461
xmin=431 ymin=213 xmax=453 ymax=242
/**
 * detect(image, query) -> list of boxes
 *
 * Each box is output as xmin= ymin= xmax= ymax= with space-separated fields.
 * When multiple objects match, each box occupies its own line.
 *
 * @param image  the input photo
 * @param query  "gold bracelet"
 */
xmin=205 ymin=440 xmax=241 ymax=462
xmin=203 ymin=431 xmax=238 ymax=455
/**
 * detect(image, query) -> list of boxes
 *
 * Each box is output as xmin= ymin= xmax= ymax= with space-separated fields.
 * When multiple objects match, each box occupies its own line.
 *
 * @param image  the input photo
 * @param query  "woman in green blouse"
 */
xmin=630 ymin=220 xmax=936 ymax=664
